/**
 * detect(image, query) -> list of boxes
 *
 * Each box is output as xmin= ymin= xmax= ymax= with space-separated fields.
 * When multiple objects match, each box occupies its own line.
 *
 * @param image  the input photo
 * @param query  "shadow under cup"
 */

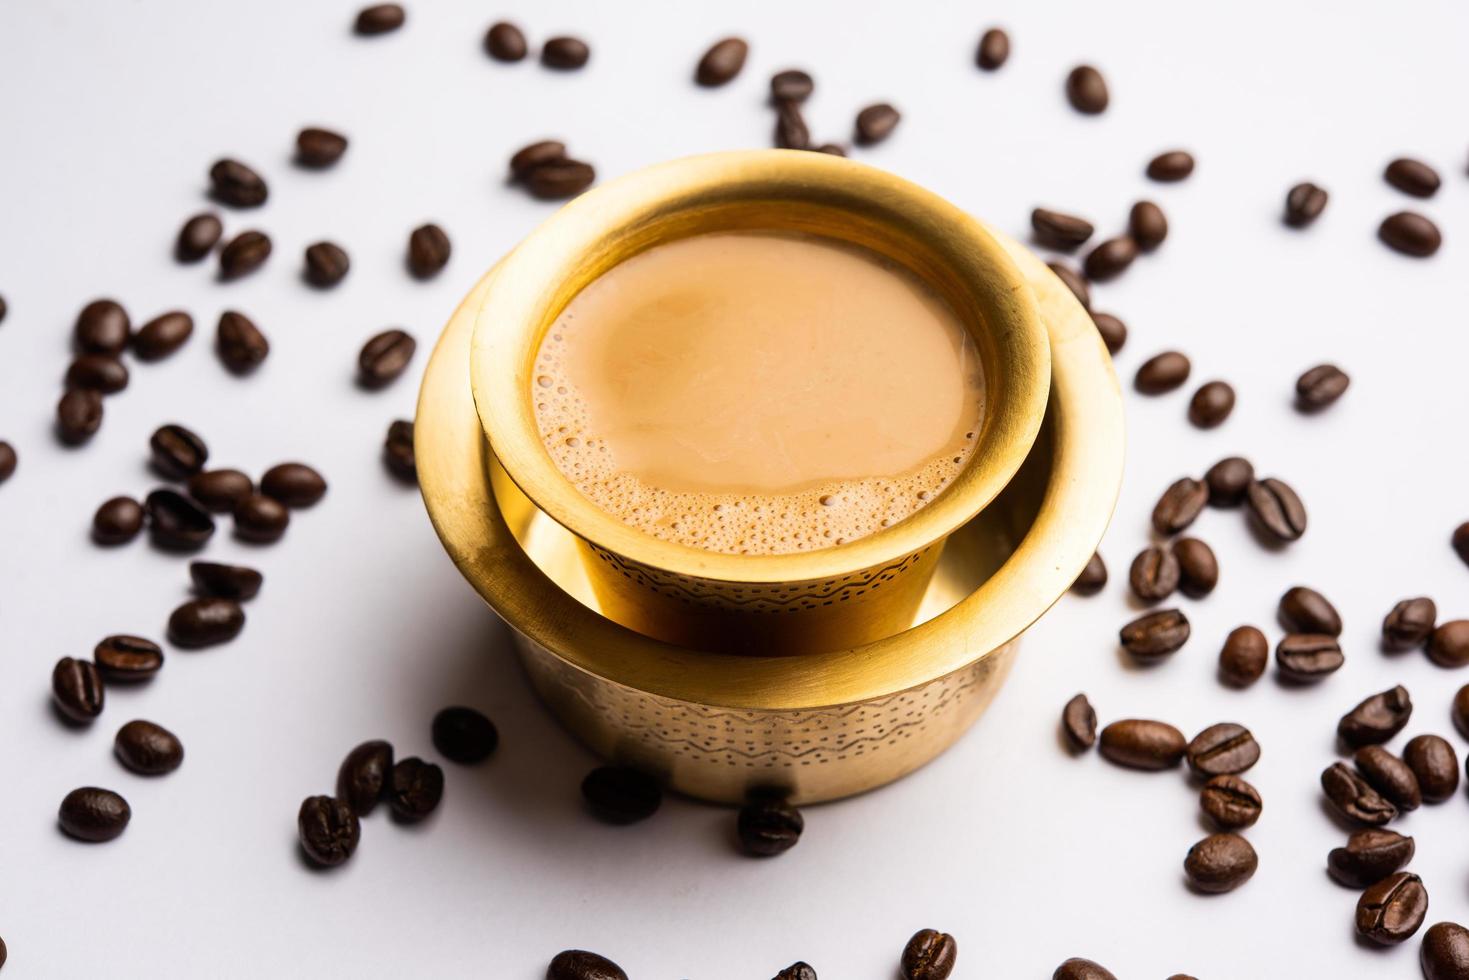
xmin=470 ymin=151 xmax=1052 ymax=656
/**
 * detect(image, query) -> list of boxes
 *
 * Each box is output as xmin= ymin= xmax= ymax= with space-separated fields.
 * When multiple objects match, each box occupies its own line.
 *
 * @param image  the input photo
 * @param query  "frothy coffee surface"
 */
xmin=532 ymin=232 xmax=985 ymax=555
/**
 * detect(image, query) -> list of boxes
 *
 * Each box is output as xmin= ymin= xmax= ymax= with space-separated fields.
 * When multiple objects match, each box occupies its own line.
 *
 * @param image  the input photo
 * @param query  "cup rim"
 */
xmin=469 ymin=150 xmax=1051 ymax=584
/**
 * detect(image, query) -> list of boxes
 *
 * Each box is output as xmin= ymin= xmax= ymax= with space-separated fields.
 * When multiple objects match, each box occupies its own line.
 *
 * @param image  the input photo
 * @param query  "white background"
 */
xmin=2 ymin=1 xmax=1468 ymax=976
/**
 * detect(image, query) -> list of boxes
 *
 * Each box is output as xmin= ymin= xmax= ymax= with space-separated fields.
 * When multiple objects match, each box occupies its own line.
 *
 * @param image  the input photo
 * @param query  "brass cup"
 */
xmin=469 ymin=151 xmax=1051 ymax=655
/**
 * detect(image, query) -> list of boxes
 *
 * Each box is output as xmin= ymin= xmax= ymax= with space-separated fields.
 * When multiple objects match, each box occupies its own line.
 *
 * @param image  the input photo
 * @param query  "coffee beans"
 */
xmin=217 ymin=310 xmax=269 ymax=373
xmin=1129 ymin=545 xmax=1179 ymax=602
xmin=114 ymin=720 xmax=184 ymax=775
xmin=1031 ymin=208 xmax=1094 ymax=251
xmin=770 ymin=69 xmax=814 ymax=104
xmin=581 ymin=766 xmax=661 ymax=824
xmin=1091 ymin=312 xmax=1126 ymax=354
xmin=1456 ymin=686 xmax=1469 ymax=739
xmin=1355 ymin=745 xmax=1421 ymax=811
xmin=548 ymin=950 xmax=628 ymax=980
xmin=542 ymin=36 xmax=590 ymax=70
xmin=57 ymin=388 xmax=103 ymax=444
xmin=75 ymin=299 xmax=131 ymax=354
xmin=261 ymin=462 xmax=327 ymax=507
xmin=1099 ymin=719 xmax=1186 ymax=770
xmin=145 ymin=488 xmax=215 ymax=549
xmin=295 ymin=127 xmax=348 ymax=168
xmin=1183 ymin=832 xmax=1256 ymax=893
xmin=855 ymin=103 xmax=901 ymax=146
xmin=1403 ymin=735 xmax=1459 ymax=803
xmin=695 ymin=37 xmax=747 ymax=86
xmin=1276 ymin=634 xmax=1344 ymax=682
xmin=1379 ymin=211 xmax=1441 ymax=257
xmin=1188 ymin=381 xmax=1235 ymax=428
xmin=774 ymin=963 xmax=817 ymax=980
xmin=1065 ymin=65 xmax=1108 ymax=114
xmin=1454 ymin=522 xmax=1469 ymax=567
xmin=1128 ymin=200 xmax=1168 ymax=251
xmin=525 ymin=158 xmax=597 ymax=200
xmin=1186 ymin=723 xmax=1260 ymax=777
xmin=1200 ymin=774 xmax=1262 ymax=829
xmin=168 ymin=597 xmax=244 ymax=648
xmin=737 ymin=800 xmax=804 ymax=856
xmin=176 ymin=212 xmax=222 ymax=261
xmin=388 ymin=757 xmax=444 ymax=821
xmin=407 ymin=223 xmax=451 ymax=278
xmin=1054 ymin=959 xmax=1116 ymax=980
xmin=58 ymin=787 xmax=130 ymax=842
xmin=354 ymin=4 xmax=404 ymax=36
xmin=1328 ymin=829 xmax=1414 ymax=888
xmin=220 ymin=230 xmax=271 ymax=279
xmin=1151 ymin=477 xmax=1207 ymax=535
xmin=1279 ymin=585 xmax=1341 ymax=636
xmin=66 ymin=354 xmax=129 ymax=393
xmin=233 ymin=493 xmax=289 ymax=543
xmin=1428 ymin=620 xmax=1469 ymax=667
xmin=1204 ymin=456 xmax=1254 ymax=507
xmin=53 ymin=657 xmax=104 ymax=722
xmin=1062 ymin=693 xmax=1097 ymax=751
xmin=150 ymin=423 xmax=208 ymax=478
xmin=900 ymin=929 xmax=957 ymax=980
xmin=1135 ymin=351 xmax=1191 ymax=395
xmin=511 ymin=140 xmax=568 ymax=179
xmin=1422 ymin=922 xmax=1469 ymax=980
xmin=1146 ymin=150 xmax=1195 ymax=182
xmin=1120 ymin=609 xmax=1191 ymax=660
xmin=431 ymin=706 xmax=498 ymax=764
xmin=1338 ymin=686 xmax=1412 ymax=747
xmin=338 ymin=740 xmax=393 ymax=815
xmin=1047 ymin=262 xmax=1090 ymax=309
xmin=1385 ymin=158 xmax=1441 ymax=198
xmin=1082 ymin=236 xmax=1137 ymax=282
xmin=1219 ymin=625 xmax=1268 ymax=686
xmin=1174 ymin=538 xmax=1218 ymax=597
xmin=95 ymin=635 xmax=163 ymax=681
xmin=191 ymin=561 xmax=262 ymax=600
xmin=384 ymin=419 xmax=416 ymax=481
xmin=1284 ymin=182 xmax=1329 ymax=227
xmin=1321 ymin=761 xmax=1397 ymax=825
xmin=298 ymin=795 xmax=361 ymax=867
xmin=305 ymin=242 xmax=350 ymax=287
xmin=187 ymin=468 xmax=253 ymax=512
xmin=976 ymin=28 xmax=1010 ymax=70
xmin=93 ymin=496 xmax=144 ymax=545
xmin=359 ymin=329 xmax=417 ymax=387
xmin=209 ymin=158 xmax=268 ymax=207
xmin=484 ymin=22 xmax=527 ymax=62
xmin=0 ymin=441 xmax=16 ymax=485
xmin=1356 ymin=872 xmax=1428 ymax=945
xmin=1246 ymin=477 xmax=1307 ymax=542
xmin=1295 ymin=363 xmax=1350 ymax=410
xmin=133 ymin=311 xmax=193 ymax=360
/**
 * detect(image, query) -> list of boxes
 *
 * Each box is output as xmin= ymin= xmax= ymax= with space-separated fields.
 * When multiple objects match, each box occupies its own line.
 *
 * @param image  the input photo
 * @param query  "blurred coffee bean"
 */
xmin=176 ymin=213 xmax=222 ymax=262
xmin=168 ymin=597 xmax=244 ymax=648
xmin=295 ymin=127 xmax=348 ymax=167
xmin=388 ymin=757 xmax=444 ymax=821
xmin=1355 ymin=745 xmax=1421 ymax=811
xmin=976 ymin=28 xmax=1010 ymax=70
xmin=1204 ymin=456 xmax=1254 ymax=507
xmin=525 ymin=158 xmax=596 ymax=199
xmin=1427 ymin=620 xmax=1469 ymax=667
xmin=1120 ymin=609 xmax=1190 ymax=660
xmin=1129 ymin=545 xmax=1179 ymax=603
xmin=133 ymin=311 xmax=193 ymax=360
xmin=1219 ymin=625 xmax=1268 ymax=687
xmin=261 ymin=462 xmax=327 ymax=507
xmin=209 ymin=158 xmax=268 ymax=207
xmin=189 ymin=561 xmax=262 ymax=600
xmin=1327 ymin=829 xmax=1414 ymax=888
xmin=92 ymin=496 xmax=144 ymax=545
xmin=1247 ymin=477 xmax=1307 ymax=542
xmin=1295 ymin=363 xmax=1350 ymax=410
xmin=354 ymin=3 xmax=404 ymax=35
xmin=56 ymin=388 xmax=103 ymax=445
xmin=58 ymin=787 xmax=130 ymax=842
xmin=1173 ymin=537 xmax=1218 ymax=597
xmin=1200 ymin=774 xmax=1262 ymax=829
xmin=1384 ymin=158 xmax=1440 ymax=198
xmin=900 ymin=928 xmax=957 ymax=980
xmin=1098 ymin=719 xmax=1185 ymax=769
xmin=1082 ymin=236 xmax=1136 ymax=282
xmin=1135 ymin=351 xmax=1192 ymax=394
xmin=581 ymin=766 xmax=661 ymax=824
xmin=1379 ymin=212 xmax=1441 ymax=257
xmin=1403 ymin=735 xmax=1459 ymax=803
xmin=150 ymin=423 xmax=208 ymax=478
xmin=1090 ymin=312 xmax=1126 ymax=354
xmin=548 ymin=950 xmax=628 ymax=980
xmin=384 ymin=419 xmax=416 ymax=481
xmin=359 ymin=329 xmax=417 ymax=387
xmin=1071 ymin=551 xmax=1107 ymax=595
xmin=1279 ymin=586 xmax=1341 ymax=636
xmin=65 ymin=355 xmax=129 ymax=394
xmin=407 ymin=223 xmax=451 ymax=278
xmin=1338 ymin=686 xmax=1412 ymax=748
xmin=1356 ymin=872 xmax=1427 ymax=945
xmin=298 ymin=795 xmax=360 ymax=867
xmin=1047 ymin=262 xmax=1090 ymax=309
xmin=219 ymin=230 xmax=271 ymax=279
xmin=233 ymin=493 xmax=289 ymax=543
xmin=695 ymin=37 xmax=748 ymax=86
xmin=737 ymin=800 xmax=804 ymax=857
xmin=1276 ymin=634 xmax=1343 ymax=682
xmin=1054 ymin=958 xmax=1116 ymax=980
xmin=0 ymin=442 xmax=16 ymax=484
xmin=1183 ymin=833 xmax=1256 ymax=893
xmin=432 ymin=706 xmax=499 ymax=764
xmin=1284 ymin=182 xmax=1328 ymax=227
xmin=1031 ymin=208 xmax=1094 ymax=251
xmin=186 ymin=469 xmax=253 ymax=513
xmin=484 ymin=21 xmax=527 ymax=62
xmin=145 ymin=489 xmax=215 ymax=550
xmin=1146 ymin=150 xmax=1194 ymax=181
xmin=1061 ymin=693 xmax=1097 ymax=750
xmin=854 ymin=103 xmax=901 ymax=145
xmin=1186 ymin=723 xmax=1260 ymax=777
xmin=1065 ymin=65 xmax=1108 ymax=113
xmin=217 ymin=310 xmax=269 ymax=373
xmin=114 ymin=720 xmax=183 ymax=775
xmin=769 ymin=69 xmax=814 ymax=103
xmin=338 ymin=740 xmax=393 ymax=815
xmin=509 ymin=140 xmax=566 ymax=178
xmin=541 ymin=36 xmax=590 ymax=70
xmin=1453 ymin=521 xmax=1469 ymax=567
xmin=52 ymin=657 xmax=104 ymax=722
xmin=775 ymin=101 xmax=810 ymax=150
xmin=304 ymin=242 xmax=350 ymax=287
xmin=1321 ymin=761 xmax=1397 ymax=825
xmin=1455 ymin=686 xmax=1469 ymax=738
xmin=94 ymin=635 xmax=163 ymax=681
xmin=1128 ymin=200 xmax=1168 ymax=251
xmin=75 ymin=299 xmax=131 ymax=355
xmin=773 ymin=963 xmax=817 ymax=980
xmin=1151 ymin=477 xmax=1207 ymax=535
xmin=1188 ymin=381 xmax=1235 ymax=428
xmin=1421 ymin=922 xmax=1469 ymax=980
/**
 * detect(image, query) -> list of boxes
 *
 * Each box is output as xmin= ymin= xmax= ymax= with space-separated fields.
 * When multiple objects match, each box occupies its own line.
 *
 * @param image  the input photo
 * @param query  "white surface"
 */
xmin=2 ymin=1 xmax=1467 ymax=976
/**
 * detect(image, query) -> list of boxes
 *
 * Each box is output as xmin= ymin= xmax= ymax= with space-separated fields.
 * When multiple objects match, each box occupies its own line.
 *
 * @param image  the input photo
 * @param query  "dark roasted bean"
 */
xmin=65 ymin=354 xmax=129 ymax=394
xmin=775 ymin=101 xmax=810 ymax=150
xmin=773 ymin=963 xmax=817 ymax=980
xmin=407 ymin=223 xmax=451 ymax=278
xmin=1422 ymin=922 xmax=1469 ymax=980
xmin=1454 ymin=521 xmax=1469 ymax=567
xmin=304 ymin=242 xmax=350 ymax=287
xmin=1385 ymin=158 xmax=1441 ymax=198
xmin=150 ymin=424 xmax=208 ymax=479
xmin=737 ymin=800 xmax=804 ymax=856
xmin=510 ymin=140 xmax=567 ymax=178
xmin=56 ymin=388 xmax=103 ymax=445
xmin=1054 ymin=958 xmax=1116 ymax=980
xmin=1284 ymin=182 xmax=1328 ymax=227
xmin=388 ymin=757 xmax=444 ymax=821
xmin=1152 ymin=477 xmax=1207 ymax=535
xmin=976 ymin=28 xmax=1009 ymax=70
xmin=525 ymin=158 xmax=596 ymax=199
xmin=1098 ymin=719 xmax=1186 ymax=770
xmin=261 ymin=462 xmax=327 ymax=507
xmin=92 ymin=496 xmax=144 ymax=545
xmin=1047 ymin=262 xmax=1090 ymax=309
xmin=145 ymin=488 xmax=215 ymax=550
xmin=1083 ymin=236 xmax=1137 ymax=282
xmin=1128 ymin=200 xmax=1168 ymax=251
xmin=133 ymin=311 xmax=193 ymax=360
xmin=52 ymin=657 xmax=104 ymax=722
xmin=1279 ymin=585 xmax=1341 ymax=636
xmin=1173 ymin=537 xmax=1218 ymax=597
xmin=1327 ymin=829 xmax=1414 ymax=888
xmin=168 ymin=597 xmax=244 ymax=648
xmin=1219 ymin=625 xmax=1268 ymax=687
xmin=1355 ymin=746 xmax=1421 ymax=811
xmin=219 ymin=230 xmax=271 ymax=279
xmin=94 ymin=635 xmax=163 ymax=681
xmin=1204 ymin=456 xmax=1254 ymax=507
xmin=581 ymin=766 xmax=660 ymax=824
xmin=1090 ymin=312 xmax=1126 ymax=354
xmin=1120 ymin=609 xmax=1190 ymax=660
xmin=58 ymin=787 xmax=130 ymax=842
xmin=1403 ymin=735 xmax=1459 ymax=803
xmin=114 ymin=720 xmax=183 ymax=775
xmin=1 ymin=441 xmax=18 ymax=484
xmin=1379 ymin=211 xmax=1441 ymax=257
xmin=1129 ymin=545 xmax=1179 ymax=603
xmin=1247 ymin=477 xmax=1307 ymax=542
xmin=190 ymin=561 xmax=262 ymax=600
xmin=354 ymin=3 xmax=404 ymax=35
xmin=186 ymin=469 xmax=253 ymax=513
xmin=1064 ymin=65 xmax=1108 ymax=113
xmin=432 ymin=706 xmax=499 ymax=764
xmin=1031 ymin=208 xmax=1094 ymax=251
xmin=1188 ymin=381 xmax=1235 ymax=428
xmin=901 ymin=929 xmax=957 ymax=980
xmin=75 ymin=299 xmax=131 ymax=354
xmin=484 ymin=21 xmax=527 ymax=62
xmin=1321 ymin=761 xmax=1397 ymax=825
xmin=541 ymin=36 xmax=590 ymax=70
xmin=359 ymin=329 xmax=417 ymax=387
xmin=1386 ymin=594 xmax=1438 ymax=652
xmin=1456 ymin=685 xmax=1469 ymax=739
xmin=769 ymin=69 xmax=813 ymax=103
xmin=1428 ymin=620 xmax=1469 ymax=667
xmin=1146 ymin=150 xmax=1194 ymax=182
xmin=216 ymin=310 xmax=269 ymax=373
xmin=1061 ymin=693 xmax=1096 ymax=751
xmin=384 ymin=419 xmax=416 ymax=481
xmin=854 ymin=103 xmax=901 ymax=145
xmin=1338 ymin=686 xmax=1412 ymax=748
xmin=1200 ymin=774 xmax=1262 ymax=829
xmin=548 ymin=950 xmax=628 ymax=980
xmin=1276 ymin=634 xmax=1343 ymax=682
xmin=1135 ymin=351 xmax=1192 ymax=395
xmin=1356 ymin=872 xmax=1428 ymax=945
xmin=1295 ymin=363 xmax=1350 ymax=410
xmin=209 ymin=158 xmax=268 ymax=207
xmin=295 ymin=127 xmax=348 ymax=167
xmin=1071 ymin=551 xmax=1107 ymax=595
xmin=298 ymin=795 xmax=360 ymax=867
xmin=695 ymin=37 xmax=747 ymax=86
xmin=176 ymin=213 xmax=222 ymax=262
xmin=233 ymin=493 xmax=289 ymax=543
xmin=1183 ymin=833 xmax=1256 ymax=893
xmin=1187 ymin=723 xmax=1260 ymax=777
xmin=337 ymin=740 xmax=394 ymax=815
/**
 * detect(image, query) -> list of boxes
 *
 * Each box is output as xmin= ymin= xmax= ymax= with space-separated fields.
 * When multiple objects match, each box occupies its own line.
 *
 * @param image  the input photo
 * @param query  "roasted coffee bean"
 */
xmin=1247 ymin=478 xmax=1307 ymax=542
xmin=56 ymin=388 xmax=103 ymax=445
xmin=1356 ymin=745 xmax=1421 ymax=811
xmin=0 ymin=934 xmax=6 ymax=969
xmin=1428 ymin=620 xmax=1469 ymax=667
xmin=1146 ymin=150 xmax=1195 ymax=182
xmin=775 ymin=101 xmax=810 ymax=150
xmin=1082 ymin=236 xmax=1136 ymax=282
xmin=407 ymin=223 xmax=451 ymax=278
xmin=773 ymin=963 xmax=817 ymax=980
xmin=337 ymin=740 xmax=393 ymax=815
xmin=1322 ymin=761 xmax=1397 ymax=825
xmin=52 ymin=657 xmax=104 ymax=722
xmin=1183 ymin=832 xmax=1256 ymax=893
xmin=304 ymin=242 xmax=350 ymax=287
xmin=354 ymin=3 xmax=404 ymax=35
xmin=1276 ymin=634 xmax=1343 ymax=682
xmin=75 ymin=299 xmax=130 ymax=354
xmin=1403 ymin=735 xmax=1459 ymax=803
xmin=295 ymin=127 xmax=348 ymax=167
xmin=1151 ymin=477 xmax=1207 ymax=535
xmin=1356 ymin=872 xmax=1428 ymax=945
xmin=1456 ymin=686 xmax=1469 ymax=739
xmin=216 ymin=310 xmax=268 ymax=372
xmin=1128 ymin=200 xmax=1168 ymax=251
xmin=0 ymin=440 xmax=16 ymax=484
xmin=298 ymin=795 xmax=360 ymax=867
xmin=1188 ymin=381 xmax=1235 ymax=428
xmin=432 ymin=706 xmax=498 ymax=764
xmin=186 ymin=469 xmax=253 ymax=513
xmin=133 ymin=310 xmax=193 ymax=360
xmin=1379 ymin=211 xmax=1441 ymax=257
xmin=65 ymin=354 xmax=129 ymax=394
xmin=176 ymin=212 xmax=222 ymax=261
xmin=1454 ymin=521 xmax=1469 ymax=567
xmin=58 ymin=787 xmax=130 ymax=842
xmin=901 ymin=929 xmax=957 ymax=980
xmin=1128 ymin=545 xmax=1179 ymax=603
xmin=1120 ymin=609 xmax=1190 ymax=660
xmin=1284 ymin=182 xmax=1328 ymax=227
xmin=541 ymin=36 xmax=590 ymax=70
xmin=737 ymin=800 xmax=804 ymax=856
xmin=1219 ymin=625 xmax=1268 ymax=686
xmin=1062 ymin=693 xmax=1097 ymax=751
xmin=261 ymin=462 xmax=327 ymax=507
xmin=384 ymin=419 xmax=416 ymax=481
xmin=1385 ymin=158 xmax=1441 ymax=198
xmin=1135 ymin=351 xmax=1191 ymax=395
xmin=1047 ymin=262 xmax=1090 ymax=309
xmin=1339 ymin=686 xmax=1412 ymax=748
xmin=1053 ymin=959 xmax=1116 ymax=980
xmin=233 ymin=493 xmax=289 ymax=543
xmin=1098 ymin=719 xmax=1186 ymax=769
xmin=1090 ymin=312 xmax=1126 ymax=354
xmin=1031 ymin=208 xmax=1094 ymax=251
xmin=582 ymin=766 xmax=661 ymax=824
xmin=695 ymin=37 xmax=747 ymax=86
xmin=510 ymin=140 xmax=568 ymax=178
xmin=1295 ymin=363 xmax=1349 ymax=410
xmin=525 ymin=158 xmax=596 ymax=199
xmin=190 ymin=561 xmax=262 ymax=600
xmin=484 ymin=21 xmax=527 ymax=62
xmin=770 ymin=69 xmax=814 ymax=103
xmin=1422 ymin=922 xmax=1469 ymax=980
xmin=145 ymin=489 xmax=215 ymax=550
xmin=150 ymin=424 xmax=208 ymax=479
xmin=92 ymin=496 xmax=144 ymax=545
xmin=1200 ymin=774 xmax=1262 ymax=829
xmin=114 ymin=720 xmax=183 ymax=775
xmin=1187 ymin=723 xmax=1260 ymax=777
xmin=209 ymin=158 xmax=268 ymax=207
xmin=219 ymin=230 xmax=271 ymax=279
xmin=1173 ymin=537 xmax=1218 ymax=597
xmin=976 ymin=28 xmax=1009 ymax=70
xmin=358 ymin=329 xmax=417 ymax=387
xmin=547 ymin=950 xmax=628 ymax=980
xmin=388 ymin=757 xmax=444 ymax=821
xmin=1204 ymin=456 xmax=1254 ymax=507
xmin=167 ymin=597 xmax=244 ymax=648
xmin=854 ymin=103 xmax=901 ymax=145
xmin=1065 ymin=65 xmax=1108 ymax=114
xmin=1279 ymin=585 xmax=1341 ymax=636
xmin=94 ymin=635 xmax=163 ymax=681
xmin=1328 ymin=829 xmax=1414 ymax=888
xmin=1071 ymin=551 xmax=1107 ymax=594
